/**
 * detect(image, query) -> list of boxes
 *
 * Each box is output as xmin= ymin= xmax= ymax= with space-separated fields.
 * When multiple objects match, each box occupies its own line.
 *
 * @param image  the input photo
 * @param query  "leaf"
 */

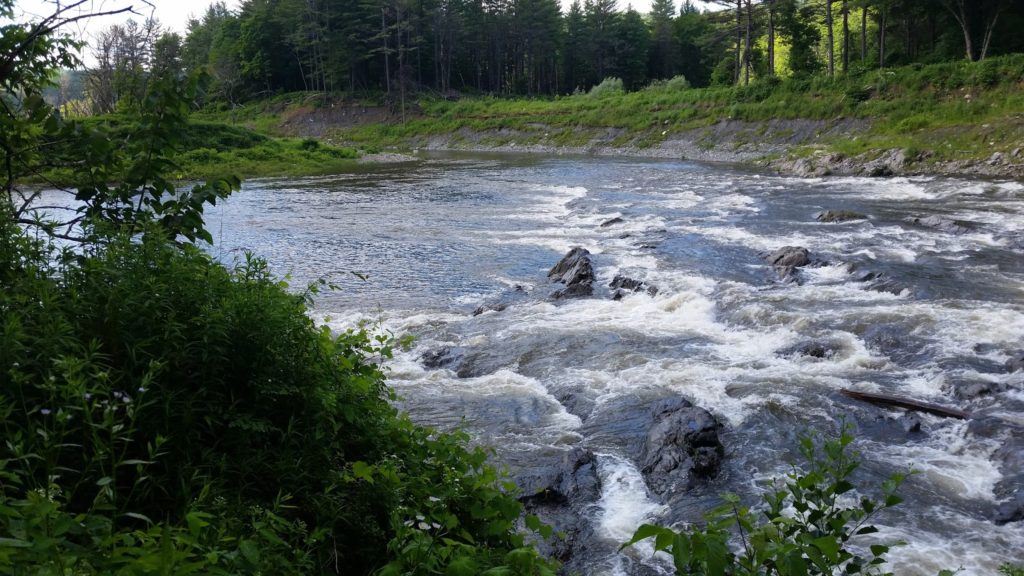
xmin=812 ymin=535 xmax=840 ymax=563
xmin=621 ymin=524 xmax=667 ymax=549
xmin=0 ymin=537 xmax=31 ymax=548
xmin=870 ymin=544 xmax=889 ymax=557
xmin=351 ymin=460 xmax=374 ymax=483
xmin=239 ymin=539 xmax=260 ymax=565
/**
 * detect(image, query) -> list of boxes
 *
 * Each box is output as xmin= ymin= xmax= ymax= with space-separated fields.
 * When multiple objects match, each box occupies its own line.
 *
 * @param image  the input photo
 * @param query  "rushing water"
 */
xmin=207 ymin=152 xmax=1024 ymax=575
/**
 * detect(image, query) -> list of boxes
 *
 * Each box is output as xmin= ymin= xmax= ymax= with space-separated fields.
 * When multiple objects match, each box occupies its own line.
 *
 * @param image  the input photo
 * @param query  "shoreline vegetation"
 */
xmin=179 ymin=54 xmax=1024 ymax=181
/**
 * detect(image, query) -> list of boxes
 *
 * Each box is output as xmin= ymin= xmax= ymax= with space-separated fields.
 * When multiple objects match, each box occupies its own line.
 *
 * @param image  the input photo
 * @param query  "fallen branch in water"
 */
xmin=840 ymin=389 xmax=970 ymax=420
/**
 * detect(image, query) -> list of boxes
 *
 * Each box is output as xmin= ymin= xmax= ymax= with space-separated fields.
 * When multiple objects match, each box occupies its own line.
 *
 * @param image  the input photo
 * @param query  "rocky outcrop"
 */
xmin=609 ymin=274 xmax=658 ymax=299
xmin=640 ymin=397 xmax=723 ymax=495
xmin=548 ymin=247 xmax=595 ymax=299
xmin=517 ymin=448 xmax=602 ymax=563
xmin=816 ymin=210 xmax=867 ymax=223
xmin=903 ymin=215 xmax=972 ymax=234
xmin=600 ymin=217 xmax=625 ymax=228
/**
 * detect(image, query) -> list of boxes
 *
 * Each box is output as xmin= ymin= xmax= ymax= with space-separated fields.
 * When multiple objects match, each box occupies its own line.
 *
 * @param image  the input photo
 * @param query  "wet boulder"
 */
xmin=763 ymin=246 xmax=811 ymax=280
xmin=548 ymin=247 xmax=595 ymax=299
xmin=816 ymin=210 xmax=867 ymax=223
xmin=903 ymin=215 xmax=971 ymax=234
xmin=600 ymin=216 xmax=625 ymax=228
xmin=641 ymin=397 xmax=723 ymax=495
xmin=946 ymin=377 xmax=1007 ymax=401
xmin=473 ymin=285 xmax=529 ymax=316
xmin=609 ymin=274 xmax=658 ymax=298
xmin=420 ymin=346 xmax=464 ymax=370
xmin=778 ymin=340 xmax=842 ymax=359
xmin=1006 ymin=350 xmax=1024 ymax=373
xmin=517 ymin=447 xmax=602 ymax=563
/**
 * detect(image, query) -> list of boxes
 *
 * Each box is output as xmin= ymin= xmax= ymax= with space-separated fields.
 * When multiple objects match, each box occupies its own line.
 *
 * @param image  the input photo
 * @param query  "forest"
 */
xmin=67 ymin=0 xmax=1024 ymax=113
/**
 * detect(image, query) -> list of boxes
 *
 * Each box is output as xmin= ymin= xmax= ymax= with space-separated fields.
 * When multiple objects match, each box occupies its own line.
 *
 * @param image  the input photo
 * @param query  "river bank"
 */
xmin=197 ymin=55 xmax=1024 ymax=181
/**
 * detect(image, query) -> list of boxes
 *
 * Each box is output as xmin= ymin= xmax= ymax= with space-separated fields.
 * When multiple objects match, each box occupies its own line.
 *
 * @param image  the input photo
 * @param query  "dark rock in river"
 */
xmin=517 ymin=447 xmax=602 ymax=562
xmin=945 ymin=376 xmax=1007 ymax=401
xmin=641 ymin=397 xmax=723 ymax=495
xmin=420 ymin=346 xmax=464 ymax=369
xmin=473 ymin=285 xmax=528 ymax=316
xmin=763 ymin=246 xmax=811 ymax=280
xmin=898 ymin=412 xmax=924 ymax=434
xmin=600 ymin=216 xmax=625 ymax=228
xmin=903 ymin=215 xmax=972 ymax=234
xmin=548 ymin=247 xmax=595 ymax=299
xmin=816 ymin=210 xmax=867 ymax=223
xmin=778 ymin=340 xmax=842 ymax=359
xmin=609 ymin=274 xmax=658 ymax=298
xmin=1006 ymin=350 xmax=1024 ymax=373
xmin=765 ymin=246 xmax=811 ymax=268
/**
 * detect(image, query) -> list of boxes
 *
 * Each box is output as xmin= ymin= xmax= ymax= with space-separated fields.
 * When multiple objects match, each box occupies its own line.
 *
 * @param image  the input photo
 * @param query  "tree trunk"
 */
xmin=381 ymin=8 xmax=391 ymax=93
xmin=744 ymin=0 xmax=752 ymax=84
xmin=979 ymin=7 xmax=1003 ymax=61
xmin=861 ymin=5 xmax=867 ymax=66
xmin=878 ymin=7 xmax=886 ymax=68
xmin=826 ymin=0 xmax=834 ymax=76
xmin=842 ymin=0 xmax=849 ymax=73
xmin=735 ymin=0 xmax=742 ymax=84
xmin=768 ymin=1 xmax=775 ymax=76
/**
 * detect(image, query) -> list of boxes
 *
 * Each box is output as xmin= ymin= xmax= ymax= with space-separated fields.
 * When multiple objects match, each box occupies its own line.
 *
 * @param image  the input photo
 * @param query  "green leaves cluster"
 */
xmin=624 ymin=428 xmax=908 ymax=576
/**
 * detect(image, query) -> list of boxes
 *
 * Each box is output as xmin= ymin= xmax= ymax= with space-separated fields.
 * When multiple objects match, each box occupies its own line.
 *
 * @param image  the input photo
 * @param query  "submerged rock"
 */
xmin=903 ymin=215 xmax=971 ymax=234
xmin=816 ymin=210 xmax=867 ymax=223
xmin=641 ymin=397 xmax=723 ymax=495
xmin=1005 ymin=350 xmax=1024 ymax=373
xmin=548 ymin=247 xmax=595 ymax=299
xmin=420 ymin=346 xmax=463 ymax=369
xmin=777 ymin=340 xmax=842 ymax=359
xmin=473 ymin=285 xmax=528 ymax=316
xmin=600 ymin=216 xmax=625 ymax=228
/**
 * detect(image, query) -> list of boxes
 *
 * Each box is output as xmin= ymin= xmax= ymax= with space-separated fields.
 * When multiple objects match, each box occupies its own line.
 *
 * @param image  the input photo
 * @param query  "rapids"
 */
xmin=209 ymin=153 xmax=1024 ymax=575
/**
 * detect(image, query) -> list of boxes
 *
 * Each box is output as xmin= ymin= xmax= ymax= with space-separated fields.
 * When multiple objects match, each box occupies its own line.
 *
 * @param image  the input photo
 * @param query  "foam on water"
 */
xmin=596 ymin=454 xmax=668 ymax=543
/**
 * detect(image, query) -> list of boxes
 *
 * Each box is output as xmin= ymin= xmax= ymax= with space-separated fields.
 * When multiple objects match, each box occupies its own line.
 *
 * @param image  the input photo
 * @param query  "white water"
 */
xmin=208 ymin=153 xmax=1024 ymax=575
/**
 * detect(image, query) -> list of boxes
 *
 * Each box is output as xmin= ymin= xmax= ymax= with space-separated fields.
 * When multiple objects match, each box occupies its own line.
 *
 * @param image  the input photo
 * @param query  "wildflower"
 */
xmin=40 ymin=408 xmax=52 ymax=415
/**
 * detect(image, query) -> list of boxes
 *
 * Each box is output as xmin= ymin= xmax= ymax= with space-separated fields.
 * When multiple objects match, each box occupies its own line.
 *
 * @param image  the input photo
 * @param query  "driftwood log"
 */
xmin=840 ymin=389 xmax=970 ymax=420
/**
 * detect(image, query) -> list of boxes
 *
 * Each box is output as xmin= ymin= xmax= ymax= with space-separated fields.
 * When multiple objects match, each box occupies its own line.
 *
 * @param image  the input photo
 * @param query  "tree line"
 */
xmin=86 ymin=0 xmax=1024 ymax=110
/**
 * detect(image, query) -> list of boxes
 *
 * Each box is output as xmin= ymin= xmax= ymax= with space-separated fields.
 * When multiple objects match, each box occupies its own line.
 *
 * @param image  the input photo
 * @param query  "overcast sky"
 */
xmin=12 ymin=0 xmax=716 ymax=48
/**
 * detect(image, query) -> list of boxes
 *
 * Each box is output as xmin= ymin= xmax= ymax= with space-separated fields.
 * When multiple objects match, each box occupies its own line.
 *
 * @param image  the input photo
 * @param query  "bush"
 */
xmin=588 ymin=77 xmax=625 ymax=97
xmin=623 ymin=427 xmax=913 ymax=576
xmin=0 ymin=226 xmax=555 ymax=575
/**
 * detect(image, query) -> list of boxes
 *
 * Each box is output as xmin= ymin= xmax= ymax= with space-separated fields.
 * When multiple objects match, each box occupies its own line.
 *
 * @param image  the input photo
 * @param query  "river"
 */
xmin=207 ymin=152 xmax=1024 ymax=575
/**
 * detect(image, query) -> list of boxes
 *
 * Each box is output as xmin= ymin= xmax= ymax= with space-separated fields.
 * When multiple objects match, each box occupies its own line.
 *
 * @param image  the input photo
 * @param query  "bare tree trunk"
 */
xmin=861 ymin=5 xmax=867 ymax=66
xmin=744 ymin=0 xmax=752 ymax=84
xmin=842 ymin=0 xmax=849 ymax=73
xmin=979 ymin=7 xmax=1003 ymax=60
xmin=878 ymin=7 xmax=886 ymax=68
xmin=826 ymin=0 xmax=834 ymax=76
xmin=768 ymin=0 xmax=775 ymax=75
xmin=382 ymin=8 xmax=391 ymax=93
xmin=734 ymin=0 xmax=742 ymax=84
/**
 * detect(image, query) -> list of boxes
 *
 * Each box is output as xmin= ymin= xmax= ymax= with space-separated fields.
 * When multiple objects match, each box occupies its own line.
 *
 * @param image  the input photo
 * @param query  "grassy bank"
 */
xmin=201 ymin=55 xmax=1024 ymax=170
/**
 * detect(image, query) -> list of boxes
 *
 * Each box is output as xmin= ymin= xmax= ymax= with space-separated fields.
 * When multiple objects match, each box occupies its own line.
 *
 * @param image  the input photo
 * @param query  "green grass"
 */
xmin=322 ymin=54 xmax=1023 ymax=164
xmin=61 ymin=115 xmax=361 ymax=182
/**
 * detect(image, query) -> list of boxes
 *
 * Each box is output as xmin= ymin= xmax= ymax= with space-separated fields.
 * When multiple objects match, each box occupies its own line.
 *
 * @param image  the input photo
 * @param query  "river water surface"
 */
xmin=208 ymin=153 xmax=1024 ymax=575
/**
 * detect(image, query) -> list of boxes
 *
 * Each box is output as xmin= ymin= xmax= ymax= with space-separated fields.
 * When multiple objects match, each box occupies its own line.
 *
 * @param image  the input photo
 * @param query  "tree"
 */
xmin=648 ymin=0 xmax=678 ymax=79
xmin=777 ymin=0 xmax=820 ymax=75
xmin=940 ymin=0 xmax=1008 ymax=61
xmin=613 ymin=7 xmax=650 ymax=89
xmin=584 ymin=0 xmax=619 ymax=82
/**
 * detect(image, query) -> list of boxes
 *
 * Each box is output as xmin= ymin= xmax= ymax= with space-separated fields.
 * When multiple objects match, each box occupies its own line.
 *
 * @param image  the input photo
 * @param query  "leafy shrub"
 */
xmin=0 ymin=227 xmax=555 ymax=575
xmin=623 ymin=428 xmax=910 ymax=575
xmin=301 ymin=137 xmax=320 ymax=151
xmin=588 ymin=77 xmax=625 ymax=97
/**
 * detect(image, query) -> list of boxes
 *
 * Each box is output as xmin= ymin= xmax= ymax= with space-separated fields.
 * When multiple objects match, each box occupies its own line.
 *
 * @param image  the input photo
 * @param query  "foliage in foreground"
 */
xmin=0 ymin=223 xmax=553 ymax=575
xmin=623 ymin=429 xmax=910 ymax=576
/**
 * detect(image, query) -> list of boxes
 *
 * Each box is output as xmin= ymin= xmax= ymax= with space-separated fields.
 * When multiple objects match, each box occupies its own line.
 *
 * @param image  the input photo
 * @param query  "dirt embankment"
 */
xmin=281 ymin=104 xmax=1024 ymax=179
